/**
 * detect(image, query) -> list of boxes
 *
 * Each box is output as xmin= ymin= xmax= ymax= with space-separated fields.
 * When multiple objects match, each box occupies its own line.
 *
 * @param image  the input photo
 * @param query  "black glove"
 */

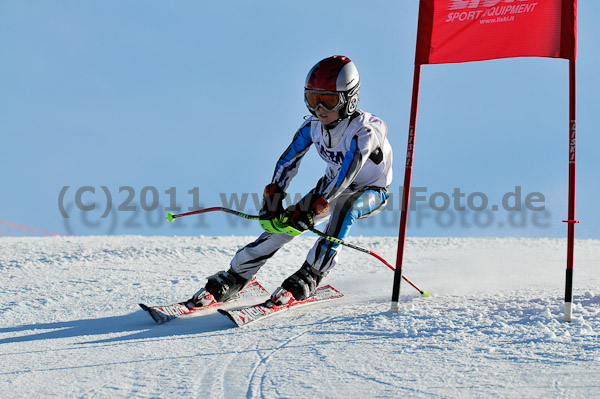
xmin=259 ymin=184 xmax=286 ymax=220
xmin=286 ymin=193 xmax=329 ymax=231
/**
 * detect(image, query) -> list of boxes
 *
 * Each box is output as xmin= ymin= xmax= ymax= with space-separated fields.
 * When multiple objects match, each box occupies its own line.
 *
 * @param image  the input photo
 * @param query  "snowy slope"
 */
xmin=1 ymin=235 xmax=599 ymax=398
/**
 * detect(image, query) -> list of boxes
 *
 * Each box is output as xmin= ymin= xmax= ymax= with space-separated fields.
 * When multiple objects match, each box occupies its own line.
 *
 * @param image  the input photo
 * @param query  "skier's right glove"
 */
xmin=285 ymin=193 xmax=329 ymax=233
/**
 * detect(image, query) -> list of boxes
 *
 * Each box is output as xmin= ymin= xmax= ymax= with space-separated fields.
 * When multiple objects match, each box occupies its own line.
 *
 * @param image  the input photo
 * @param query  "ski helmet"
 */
xmin=304 ymin=55 xmax=360 ymax=119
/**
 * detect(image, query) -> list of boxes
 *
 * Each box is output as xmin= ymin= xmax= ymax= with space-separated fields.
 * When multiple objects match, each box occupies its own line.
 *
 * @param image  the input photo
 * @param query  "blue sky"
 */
xmin=1 ymin=1 xmax=598 ymax=239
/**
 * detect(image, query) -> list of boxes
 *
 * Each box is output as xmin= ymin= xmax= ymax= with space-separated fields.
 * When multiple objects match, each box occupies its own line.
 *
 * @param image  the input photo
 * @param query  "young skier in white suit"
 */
xmin=194 ymin=55 xmax=393 ymax=306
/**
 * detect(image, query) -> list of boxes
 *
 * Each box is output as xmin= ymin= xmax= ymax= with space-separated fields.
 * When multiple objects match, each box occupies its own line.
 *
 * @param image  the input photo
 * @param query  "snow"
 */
xmin=1 ymin=235 xmax=599 ymax=398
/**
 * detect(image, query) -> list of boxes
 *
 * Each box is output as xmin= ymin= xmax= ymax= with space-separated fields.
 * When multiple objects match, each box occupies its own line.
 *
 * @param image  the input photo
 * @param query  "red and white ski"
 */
xmin=139 ymin=280 xmax=269 ymax=324
xmin=218 ymin=285 xmax=343 ymax=327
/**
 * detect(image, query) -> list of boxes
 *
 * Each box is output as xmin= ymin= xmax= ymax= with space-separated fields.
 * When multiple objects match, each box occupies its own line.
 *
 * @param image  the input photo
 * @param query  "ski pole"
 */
xmin=166 ymin=207 xmax=259 ymax=222
xmin=166 ymin=208 xmax=429 ymax=297
xmin=305 ymin=228 xmax=428 ymax=297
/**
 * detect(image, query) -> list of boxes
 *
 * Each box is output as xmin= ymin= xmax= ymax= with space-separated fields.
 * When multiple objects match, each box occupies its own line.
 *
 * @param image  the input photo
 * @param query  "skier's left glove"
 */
xmin=285 ymin=193 xmax=329 ymax=233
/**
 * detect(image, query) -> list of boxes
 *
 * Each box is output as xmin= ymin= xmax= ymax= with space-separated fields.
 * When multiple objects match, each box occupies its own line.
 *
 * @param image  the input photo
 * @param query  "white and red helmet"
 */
xmin=304 ymin=55 xmax=360 ymax=118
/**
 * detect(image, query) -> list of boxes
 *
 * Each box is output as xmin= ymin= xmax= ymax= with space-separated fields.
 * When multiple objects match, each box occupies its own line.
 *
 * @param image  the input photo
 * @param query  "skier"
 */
xmin=196 ymin=55 xmax=393 ymax=306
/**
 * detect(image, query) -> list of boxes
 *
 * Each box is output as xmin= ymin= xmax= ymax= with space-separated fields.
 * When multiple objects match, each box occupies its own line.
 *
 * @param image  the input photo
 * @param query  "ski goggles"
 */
xmin=304 ymin=90 xmax=345 ymax=113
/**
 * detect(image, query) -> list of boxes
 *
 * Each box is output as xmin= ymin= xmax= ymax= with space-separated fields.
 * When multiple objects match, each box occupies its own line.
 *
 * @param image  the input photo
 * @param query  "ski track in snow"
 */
xmin=1 ymin=235 xmax=599 ymax=398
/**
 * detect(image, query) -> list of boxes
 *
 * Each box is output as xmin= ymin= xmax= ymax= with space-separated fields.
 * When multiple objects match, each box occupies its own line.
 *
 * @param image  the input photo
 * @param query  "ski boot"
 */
xmin=205 ymin=269 xmax=251 ymax=303
xmin=280 ymin=262 xmax=326 ymax=301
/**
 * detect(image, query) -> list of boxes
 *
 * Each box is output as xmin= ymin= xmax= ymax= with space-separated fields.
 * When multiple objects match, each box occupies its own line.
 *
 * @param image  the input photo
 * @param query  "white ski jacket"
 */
xmin=271 ymin=110 xmax=393 ymax=201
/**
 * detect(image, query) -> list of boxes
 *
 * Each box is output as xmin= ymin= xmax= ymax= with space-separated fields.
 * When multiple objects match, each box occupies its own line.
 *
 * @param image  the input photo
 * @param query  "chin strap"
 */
xmin=324 ymin=119 xmax=343 ymax=129
xmin=324 ymin=109 xmax=361 ymax=129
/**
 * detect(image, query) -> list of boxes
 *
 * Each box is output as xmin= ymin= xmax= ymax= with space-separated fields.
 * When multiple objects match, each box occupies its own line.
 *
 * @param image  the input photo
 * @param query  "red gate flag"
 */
xmin=392 ymin=0 xmax=579 ymax=319
xmin=415 ymin=0 xmax=577 ymax=65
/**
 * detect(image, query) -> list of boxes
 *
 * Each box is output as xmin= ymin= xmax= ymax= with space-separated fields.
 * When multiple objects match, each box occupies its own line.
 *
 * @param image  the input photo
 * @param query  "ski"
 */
xmin=139 ymin=280 xmax=269 ymax=324
xmin=218 ymin=285 xmax=343 ymax=327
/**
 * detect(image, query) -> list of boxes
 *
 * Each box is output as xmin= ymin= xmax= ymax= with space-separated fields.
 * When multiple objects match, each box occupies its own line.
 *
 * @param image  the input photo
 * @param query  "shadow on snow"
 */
xmin=0 ymin=310 xmax=236 ymax=346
